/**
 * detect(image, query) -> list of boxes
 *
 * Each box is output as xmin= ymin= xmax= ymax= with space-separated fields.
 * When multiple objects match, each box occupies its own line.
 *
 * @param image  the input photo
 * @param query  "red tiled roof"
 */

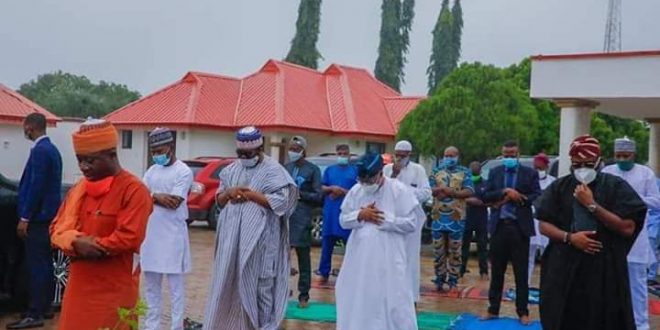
xmin=105 ymin=60 xmax=424 ymax=138
xmin=0 ymin=84 xmax=60 ymax=126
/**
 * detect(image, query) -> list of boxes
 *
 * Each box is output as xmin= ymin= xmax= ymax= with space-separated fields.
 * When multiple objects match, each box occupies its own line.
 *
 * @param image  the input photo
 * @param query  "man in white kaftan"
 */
xmin=528 ymin=153 xmax=556 ymax=286
xmin=383 ymin=140 xmax=431 ymax=302
xmin=336 ymin=153 xmax=418 ymax=330
xmin=141 ymin=128 xmax=194 ymax=330
xmin=602 ymin=137 xmax=660 ymax=330
xmin=203 ymin=127 xmax=298 ymax=330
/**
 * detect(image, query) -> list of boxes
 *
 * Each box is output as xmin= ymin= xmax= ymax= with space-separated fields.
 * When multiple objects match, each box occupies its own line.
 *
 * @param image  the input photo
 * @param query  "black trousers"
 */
xmin=24 ymin=223 xmax=54 ymax=318
xmin=294 ymin=246 xmax=311 ymax=301
xmin=488 ymin=220 xmax=529 ymax=317
xmin=461 ymin=225 xmax=489 ymax=276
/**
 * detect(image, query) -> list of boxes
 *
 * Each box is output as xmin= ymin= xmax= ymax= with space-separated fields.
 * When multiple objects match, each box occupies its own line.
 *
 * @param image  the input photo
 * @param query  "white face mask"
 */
xmin=362 ymin=183 xmax=380 ymax=195
xmin=574 ymin=167 xmax=597 ymax=185
xmin=537 ymin=170 xmax=547 ymax=179
xmin=240 ymin=156 xmax=259 ymax=168
xmin=396 ymin=156 xmax=410 ymax=167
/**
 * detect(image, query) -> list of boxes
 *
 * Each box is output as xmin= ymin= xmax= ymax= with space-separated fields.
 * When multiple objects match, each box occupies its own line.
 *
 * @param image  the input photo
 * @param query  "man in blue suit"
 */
xmin=481 ymin=140 xmax=541 ymax=326
xmin=9 ymin=113 xmax=63 ymax=330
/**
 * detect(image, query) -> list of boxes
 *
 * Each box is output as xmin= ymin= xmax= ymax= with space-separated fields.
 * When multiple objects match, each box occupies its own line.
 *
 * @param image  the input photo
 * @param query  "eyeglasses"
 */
xmin=236 ymin=149 xmax=258 ymax=159
xmin=571 ymin=160 xmax=599 ymax=169
xmin=358 ymin=174 xmax=380 ymax=185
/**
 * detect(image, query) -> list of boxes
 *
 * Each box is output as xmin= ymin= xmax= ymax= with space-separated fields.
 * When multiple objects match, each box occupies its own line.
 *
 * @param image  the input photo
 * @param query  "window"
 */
xmin=366 ymin=142 xmax=385 ymax=154
xmin=121 ymin=130 xmax=133 ymax=149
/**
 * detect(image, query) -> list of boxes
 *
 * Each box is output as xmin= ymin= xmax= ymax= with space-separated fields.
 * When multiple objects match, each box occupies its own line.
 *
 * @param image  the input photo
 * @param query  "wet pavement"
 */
xmin=2 ymin=224 xmax=659 ymax=329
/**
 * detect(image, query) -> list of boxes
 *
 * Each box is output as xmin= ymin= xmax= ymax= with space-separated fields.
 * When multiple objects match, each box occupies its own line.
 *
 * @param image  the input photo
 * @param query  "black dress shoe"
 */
xmin=6 ymin=317 xmax=44 ymax=329
xmin=19 ymin=313 xmax=54 ymax=320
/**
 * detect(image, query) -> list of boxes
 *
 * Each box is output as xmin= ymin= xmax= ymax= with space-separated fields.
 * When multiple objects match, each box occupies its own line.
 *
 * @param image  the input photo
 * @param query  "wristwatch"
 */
xmin=587 ymin=203 xmax=598 ymax=213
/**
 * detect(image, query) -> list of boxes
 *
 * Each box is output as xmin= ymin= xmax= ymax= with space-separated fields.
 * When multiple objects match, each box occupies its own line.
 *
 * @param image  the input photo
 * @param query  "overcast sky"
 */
xmin=1 ymin=0 xmax=659 ymax=97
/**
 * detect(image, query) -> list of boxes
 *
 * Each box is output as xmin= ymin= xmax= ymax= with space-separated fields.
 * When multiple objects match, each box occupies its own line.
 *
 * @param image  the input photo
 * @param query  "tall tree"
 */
xmin=285 ymin=0 xmax=323 ymax=69
xmin=374 ymin=0 xmax=415 ymax=92
xmin=401 ymin=62 xmax=541 ymax=162
xmin=427 ymin=0 xmax=454 ymax=95
xmin=18 ymin=71 xmax=140 ymax=118
xmin=450 ymin=0 xmax=463 ymax=67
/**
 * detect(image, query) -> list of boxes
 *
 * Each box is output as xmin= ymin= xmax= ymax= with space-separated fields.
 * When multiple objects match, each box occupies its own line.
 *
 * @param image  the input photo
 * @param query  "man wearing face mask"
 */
xmin=601 ymin=137 xmax=660 ymax=330
xmin=140 ymin=128 xmax=194 ymax=330
xmin=284 ymin=136 xmax=322 ymax=308
xmin=316 ymin=144 xmax=357 ymax=283
xmin=8 ymin=113 xmax=62 ymax=330
xmin=383 ymin=140 xmax=431 ymax=303
xmin=50 ymin=119 xmax=153 ymax=330
xmin=460 ymin=161 xmax=489 ymax=281
xmin=429 ymin=146 xmax=474 ymax=292
xmin=528 ymin=153 xmax=556 ymax=286
xmin=336 ymin=153 xmax=418 ymax=330
xmin=204 ymin=126 xmax=298 ymax=330
xmin=481 ymin=140 xmax=540 ymax=325
xmin=536 ymin=135 xmax=647 ymax=330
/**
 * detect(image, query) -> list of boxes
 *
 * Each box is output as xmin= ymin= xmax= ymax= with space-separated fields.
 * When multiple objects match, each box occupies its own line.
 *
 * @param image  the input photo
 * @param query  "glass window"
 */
xmin=121 ymin=130 xmax=132 ymax=149
xmin=366 ymin=142 xmax=385 ymax=154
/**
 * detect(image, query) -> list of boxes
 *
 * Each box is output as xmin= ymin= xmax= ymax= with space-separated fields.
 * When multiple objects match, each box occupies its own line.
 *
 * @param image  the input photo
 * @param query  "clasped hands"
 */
xmin=153 ymin=193 xmax=184 ymax=209
xmin=432 ymin=186 xmax=455 ymax=199
xmin=328 ymin=186 xmax=348 ymax=200
xmin=72 ymin=236 xmax=108 ymax=260
xmin=226 ymin=186 xmax=254 ymax=204
xmin=492 ymin=188 xmax=527 ymax=208
xmin=358 ymin=202 xmax=384 ymax=225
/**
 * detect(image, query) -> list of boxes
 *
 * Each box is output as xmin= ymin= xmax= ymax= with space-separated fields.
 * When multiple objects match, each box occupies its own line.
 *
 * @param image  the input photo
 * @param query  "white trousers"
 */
xmin=528 ymin=244 xmax=543 ymax=287
xmin=628 ymin=262 xmax=650 ymax=330
xmin=144 ymin=271 xmax=186 ymax=330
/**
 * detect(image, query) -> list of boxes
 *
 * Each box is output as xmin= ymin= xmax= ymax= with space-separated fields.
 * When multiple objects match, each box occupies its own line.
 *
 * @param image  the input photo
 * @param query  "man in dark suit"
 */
xmin=481 ymin=140 xmax=541 ymax=326
xmin=8 ymin=113 xmax=63 ymax=329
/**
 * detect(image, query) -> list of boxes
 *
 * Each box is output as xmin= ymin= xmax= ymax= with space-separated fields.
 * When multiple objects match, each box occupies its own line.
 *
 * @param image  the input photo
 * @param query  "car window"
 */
xmin=184 ymin=161 xmax=206 ymax=178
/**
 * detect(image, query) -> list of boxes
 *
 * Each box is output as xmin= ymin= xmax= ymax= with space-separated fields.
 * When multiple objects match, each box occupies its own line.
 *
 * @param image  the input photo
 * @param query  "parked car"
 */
xmin=184 ymin=157 xmax=236 ymax=229
xmin=305 ymin=155 xmax=359 ymax=246
xmin=0 ymin=173 xmax=71 ymax=314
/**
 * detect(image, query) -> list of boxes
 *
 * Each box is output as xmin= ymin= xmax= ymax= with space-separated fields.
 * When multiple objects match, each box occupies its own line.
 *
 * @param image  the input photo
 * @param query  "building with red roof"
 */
xmin=105 ymin=60 xmax=424 ymax=175
xmin=0 ymin=84 xmax=84 ymax=183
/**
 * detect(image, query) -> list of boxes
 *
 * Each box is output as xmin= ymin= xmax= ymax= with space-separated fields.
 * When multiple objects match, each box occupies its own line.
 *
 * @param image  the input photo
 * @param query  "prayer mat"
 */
xmin=504 ymin=288 xmax=541 ymax=305
xmin=284 ymin=300 xmax=457 ymax=330
xmin=448 ymin=313 xmax=542 ymax=330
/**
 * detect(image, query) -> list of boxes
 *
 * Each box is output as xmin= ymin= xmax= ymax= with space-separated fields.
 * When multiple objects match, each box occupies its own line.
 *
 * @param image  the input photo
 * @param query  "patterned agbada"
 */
xmin=203 ymin=156 xmax=297 ymax=330
xmin=50 ymin=119 xmax=152 ymax=330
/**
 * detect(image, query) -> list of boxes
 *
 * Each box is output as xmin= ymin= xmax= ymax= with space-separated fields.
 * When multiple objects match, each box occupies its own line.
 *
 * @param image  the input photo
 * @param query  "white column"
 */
xmin=649 ymin=120 xmax=660 ymax=176
xmin=556 ymin=100 xmax=596 ymax=177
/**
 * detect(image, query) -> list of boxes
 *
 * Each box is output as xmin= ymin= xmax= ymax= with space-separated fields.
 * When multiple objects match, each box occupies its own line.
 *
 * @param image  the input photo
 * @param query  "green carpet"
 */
xmin=285 ymin=301 xmax=457 ymax=330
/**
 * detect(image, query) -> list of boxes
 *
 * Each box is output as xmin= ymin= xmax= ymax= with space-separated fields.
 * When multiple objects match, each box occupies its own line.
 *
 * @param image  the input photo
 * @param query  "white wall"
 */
xmin=0 ymin=121 xmax=80 ymax=184
xmin=116 ymin=128 xmax=149 ymax=178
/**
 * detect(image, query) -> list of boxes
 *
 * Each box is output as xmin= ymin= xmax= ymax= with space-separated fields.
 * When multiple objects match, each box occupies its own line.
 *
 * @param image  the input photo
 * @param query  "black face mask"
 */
xmin=24 ymin=130 xmax=32 ymax=141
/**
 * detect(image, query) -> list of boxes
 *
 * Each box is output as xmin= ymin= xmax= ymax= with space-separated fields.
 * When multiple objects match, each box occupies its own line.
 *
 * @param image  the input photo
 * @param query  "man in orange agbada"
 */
xmin=50 ymin=118 xmax=152 ymax=330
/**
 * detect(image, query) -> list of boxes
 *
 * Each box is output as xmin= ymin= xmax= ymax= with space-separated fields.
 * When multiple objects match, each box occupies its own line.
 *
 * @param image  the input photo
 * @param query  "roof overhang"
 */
xmin=530 ymin=50 xmax=660 ymax=120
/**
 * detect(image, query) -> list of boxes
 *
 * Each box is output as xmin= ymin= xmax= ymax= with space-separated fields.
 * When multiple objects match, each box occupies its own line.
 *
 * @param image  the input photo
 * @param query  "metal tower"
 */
xmin=603 ymin=0 xmax=622 ymax=52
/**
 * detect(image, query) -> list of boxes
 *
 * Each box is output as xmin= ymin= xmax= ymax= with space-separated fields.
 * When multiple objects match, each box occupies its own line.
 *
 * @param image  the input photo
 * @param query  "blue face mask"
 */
xmin=443 ymin=156 xmax=458 ymax=167
xmin=337 ymin=156 xmax=349 ymax=165
xmin=288 ymin=151 xmax=303 ymax=162
xmin=502 ymin=157 xmax=519 ymax=169
xmin=152 ymin=153 xmax=170 ymax=166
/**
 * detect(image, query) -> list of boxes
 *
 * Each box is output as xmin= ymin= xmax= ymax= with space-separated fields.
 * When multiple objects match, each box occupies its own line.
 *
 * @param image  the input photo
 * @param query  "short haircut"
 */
xmin=503 ymin=140 xmax=518 ymax=148
xmin=336 ymin=144 xmax=350 ymax=152
xmin=24 ymin=113 xmax=47 ymax=131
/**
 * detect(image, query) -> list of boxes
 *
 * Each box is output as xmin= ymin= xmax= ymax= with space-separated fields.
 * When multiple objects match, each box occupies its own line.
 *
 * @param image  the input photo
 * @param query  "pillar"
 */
xmin=555 ymin=100 xmax=597 ymax=177
xmin=648 ymin=119 xmax=660 ymax=176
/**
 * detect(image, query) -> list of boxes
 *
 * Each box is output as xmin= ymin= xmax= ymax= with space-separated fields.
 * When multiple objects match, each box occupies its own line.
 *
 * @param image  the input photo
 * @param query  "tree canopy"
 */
xmin=285 ymin=0 xmax=323 ymax=69
xmin=18 ymin=71 xmax=140 ymax=119
xmin=374 ymin=0 xmax=415 ymax=92
xmin=400 ymin=58 xmax=650 ymax=164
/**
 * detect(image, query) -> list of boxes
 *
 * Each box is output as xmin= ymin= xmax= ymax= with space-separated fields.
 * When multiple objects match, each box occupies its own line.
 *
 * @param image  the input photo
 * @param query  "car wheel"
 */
xmin=52 ymin=250 xmax=69 ymax=308
xmin=311 ymin=208 xmax=323 ymax=246
xmin=207 ymin=204 xmax=219 ymax=230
